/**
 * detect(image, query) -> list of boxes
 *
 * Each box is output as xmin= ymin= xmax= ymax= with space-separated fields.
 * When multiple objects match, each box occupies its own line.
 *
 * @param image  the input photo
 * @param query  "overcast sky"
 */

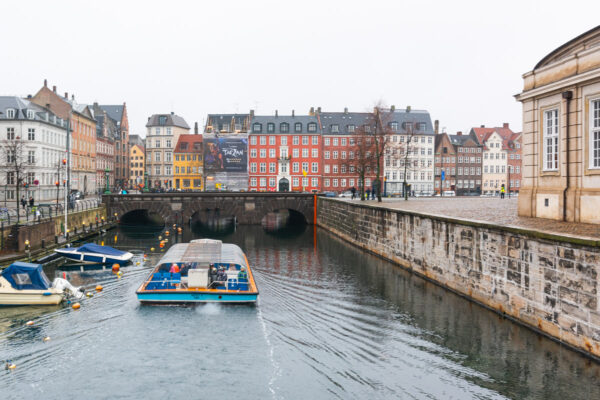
xmin=1 ymin=0 xmax=598 ymax=136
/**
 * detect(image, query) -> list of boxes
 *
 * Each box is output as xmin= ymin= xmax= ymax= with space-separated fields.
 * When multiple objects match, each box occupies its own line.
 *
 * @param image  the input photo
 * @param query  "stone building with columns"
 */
xmin=516 ymin=25 xmax=600 ymax=223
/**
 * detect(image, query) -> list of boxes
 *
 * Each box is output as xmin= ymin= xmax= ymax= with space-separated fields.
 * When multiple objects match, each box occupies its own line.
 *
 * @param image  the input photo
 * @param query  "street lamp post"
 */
xmin=104 ymin=168 xmax=111 ymax=194
xmin=143 ymin=172 xmax=149 ymax=193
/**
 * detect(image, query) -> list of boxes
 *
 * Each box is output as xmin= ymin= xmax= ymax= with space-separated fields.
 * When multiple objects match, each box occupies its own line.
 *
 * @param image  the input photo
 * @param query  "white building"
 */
xmin=384 ymin=109 xmax=435 ymax=196
xmin=0 ymin=96 xmax=68 ymax=205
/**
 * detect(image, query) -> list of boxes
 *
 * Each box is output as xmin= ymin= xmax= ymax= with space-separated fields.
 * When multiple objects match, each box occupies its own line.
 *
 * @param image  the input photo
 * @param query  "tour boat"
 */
xmin=55 ymin=243 xmax=133 ymax=265
xmin=0 ymin=262 xmax=84 ymax=306
xmin=136 ymin=239 xmax=259 ymax=304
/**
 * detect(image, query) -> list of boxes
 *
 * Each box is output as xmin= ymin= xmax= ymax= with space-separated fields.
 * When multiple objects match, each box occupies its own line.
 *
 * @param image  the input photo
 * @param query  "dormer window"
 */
xmin=347 ymin=124 xmax=355 ymax=133
xmin=267 ymin=123 xmax=275 ymax=133
xmin=280 ymin=123 xmax=289 ymax=133
xmin=331 ymin=124 xmax=339 ymax=133
xmin=294 ymin=122 xmax=302 ymax=132
xmin=158 ymin=116 xmax=167 ymax=125
xmin=5 ymin=109 xmax=15 ymax=119
xmin=27 ymin=110 xmax=35 ymax=119
xmin=253 ymin=123 xmax=262 ymax=133
xmin=307 ymin=122 xmax=317 ymax=133
xmin=389 ymin=122 xmax=398 ymax=131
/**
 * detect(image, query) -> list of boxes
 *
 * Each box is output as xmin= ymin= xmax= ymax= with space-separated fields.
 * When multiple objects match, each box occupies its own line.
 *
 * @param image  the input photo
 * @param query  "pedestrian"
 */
xmin=350 ymin=186 xmax=356 ymax=200
xmin=29 ymin=196 xmax=34 ymax=207
xmin=35 ymin=207 xmax=41 ymax=222
xmin=366 ymin=188 xmax=370 ymax=200
xmin=371 ymin=186 xmax=376 ymax=200
xmin=20 ymin=196 xmax=26 ymax=211
xmin=500 ymin=184 xmax=506 ymax=199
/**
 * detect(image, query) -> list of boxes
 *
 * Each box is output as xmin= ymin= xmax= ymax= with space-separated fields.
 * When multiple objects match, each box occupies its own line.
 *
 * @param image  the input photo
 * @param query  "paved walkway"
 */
xmin=342 ymin=197 xmax=600 ymax=241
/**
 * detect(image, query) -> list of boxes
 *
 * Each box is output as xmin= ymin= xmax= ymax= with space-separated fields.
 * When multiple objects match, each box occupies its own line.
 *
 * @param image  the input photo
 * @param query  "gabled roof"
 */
xmin=319 ymin=112 xmax=375 ymax=134
xmin=146 ymin=113 xmax=190 ymax=129
xmin=174 ymin=134 xmax=203 ymax=152
xmin=99 ymin=105 xmax=125 ymax=125
xmin=470 ymin=125 xmax=519 ymax=151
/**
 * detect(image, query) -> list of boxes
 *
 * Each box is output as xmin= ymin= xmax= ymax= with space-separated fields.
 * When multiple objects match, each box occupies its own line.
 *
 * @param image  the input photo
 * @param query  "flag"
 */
xmin=302 ymin=169 xmax=307 ymax=177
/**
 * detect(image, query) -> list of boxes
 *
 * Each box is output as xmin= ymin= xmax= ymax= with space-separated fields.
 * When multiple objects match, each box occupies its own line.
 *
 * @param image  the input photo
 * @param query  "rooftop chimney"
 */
xmin=317 ymin=106 xmax=321 ymax=114
xmin=391 ymin=105 xmax=395 ymax=112
xmin=93 ymin=102 xmax=98 ymax=108
xmin=249 ymin=109 xmax=255 ymax=118
xmin=434 ymin=120 xmax=439 ymax=134
xmin=52 ymin=86 xmax=56 ymax=93
xmin=292 ymin=110 xmax=295 ymax=117
xmin=309 ymin=107 xmax=315 ymax=116
xmin=148 ymin=117 xmax=151 ymax=122
xmin=71 ymin=94 xmax=75 ymax=101
xmin=64 ymin=92 xmax=68 ymax=99
xmin=480 ymin=124 xmax=485 ymax=128
xmin=457 ymin=131 xmax=462 ymax=136
xmin=171 ymin=111 xmax=174 ymax=115
xmin=194 ymin=122 xmax=198 ymax=134
xmin=344 ymin=107 xmax=348 ymax=114
xmin=406 ymin=105 xmax=411 ymax=113
xmin=44 ymin=79 xmax=47 ymax=87
xmin=275 ymin=110 xmax=278 ymax=117
xmin=503 ymin=122 xmax=509 ymax=129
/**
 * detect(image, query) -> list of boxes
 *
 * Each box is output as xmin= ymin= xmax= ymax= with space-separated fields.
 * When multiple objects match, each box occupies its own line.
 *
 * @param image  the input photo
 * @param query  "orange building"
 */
xmin=174 ymin=134 xmax=203 ymax=190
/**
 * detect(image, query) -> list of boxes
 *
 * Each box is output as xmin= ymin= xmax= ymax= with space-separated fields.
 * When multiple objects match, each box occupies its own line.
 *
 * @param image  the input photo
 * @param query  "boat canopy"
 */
xmin=158 ymin=240 xmax=248 ymax=268
xmin=78 ymin=243 xmax=126 ymax=256
xmin=1 ymin=262 xmax=52 ymax=290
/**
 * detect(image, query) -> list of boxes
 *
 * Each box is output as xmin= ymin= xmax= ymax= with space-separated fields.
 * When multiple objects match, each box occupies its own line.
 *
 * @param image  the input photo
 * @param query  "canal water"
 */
xmin=1 ymin=225 xmax=599 ymax=399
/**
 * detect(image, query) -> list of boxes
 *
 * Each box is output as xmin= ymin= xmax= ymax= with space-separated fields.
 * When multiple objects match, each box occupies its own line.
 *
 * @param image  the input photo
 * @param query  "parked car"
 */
xmin=323 ymin=191 xmax=336 ymax=198
xmin=338 ymin=191 xmax=353 ymax=198
xmin=442 ymin=190 xmax=456 ymax=197
xmin=70 ymin=190 xmax=84 ymax=200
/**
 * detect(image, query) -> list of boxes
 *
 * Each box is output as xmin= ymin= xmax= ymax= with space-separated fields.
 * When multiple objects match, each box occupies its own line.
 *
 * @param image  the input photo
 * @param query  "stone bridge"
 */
xmin=102 ymin=193 xmax=317 ymax=226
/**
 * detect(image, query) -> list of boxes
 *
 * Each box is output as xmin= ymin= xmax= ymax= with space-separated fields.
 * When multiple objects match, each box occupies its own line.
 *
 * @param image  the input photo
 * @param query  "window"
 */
xmin=311 ymin=136 xmax=318 ymax=145
xmin=302 ymin=162 xmax=309 ymax=173
xmin=332 ymin=165 xmax=338 ymax=173
xmin=294 ymin=123 xmax=302 ymax=133
xmin=250 ymin=149 xmax=257 ymax=158
xmin=347 ymin=125 xmax=355 ymax=133
xmin=307 ymin=123 xmax=317 ymax=133
xmin=250 ymin=136 xmax=257 ymax=145
xmin=269 ymin=163 xmax=276 ymax=173
xmin=28 ymin=150 xmax=35 ymax=164
xmin=591 ymin=99 xmax=600 ymax=168
xmin=6 ymin=171 xmax=14 ymax=185
xmin=7 ymin=127 xmax=14 ymax=140
xmin=516 ymin=166 xmax=520 ymax=174
xmin=324 ymin=138 xmax=330 ymax=146
xmin=253 ymin=123 xmax=262 ymax=133
xmin=267 ymin=123 xmax=275 ymax=133
xmin=250 ymin=178 xmax=257 ymax=187
xmin=302 ymin=177 xmax=309 ymax=187
xmin=260 ymin=149 xmax=266 ymax=158
xmin=260 ymin=136 xmax=266 ymax=145
xmin=166 ymin=140 xmax=171 ymax=148
xmin=166 ymin=152 xmax=172 ymax=162
xmin=260 ymin=178 xmax=266 ymax=187
xmin=390 ymin=122 xmax=398 ymax=131
xmin=324 ymin=151 xmax=330 ymax=159
xmin=311 ymin=177 xmax=318 ymax=187
xmin=250 ymin=163 xmax=257 ymax=173
xmin=311 ymin=162 xmax=318 ymax=173
xmin=269 ymin=149 xmax=276 ymax=158
xmin=312 ymin=149 xmax=318 ymax=158
xmin=281 ymin=136 xmax=287 ymax=145
xmin=280 ymin=123 xmax=289 ymax=133
xmin=302 ymin=136 xmax=309 ymax=145
xmin=269 ymin=136 xmax=276 ymax=145
xmin=332 ymin=138 xmax=338 ymax=146
xmin=155 ymin=152 xmax=161 ymax=162
xmin=6 ymin=109 xmax=15 ymax=118
xmin=165 ymin=166 xmax=172 ymax=175
xmin=293 ymin=177 xmax=299 ymax=187
xmin=175 ymin=166 xmax=179 ymax=174
xmin=269 ymin=177 xmax=276 ymax=187
xmin=27 ymin=128 xmax=35 ymax=140
xmin=544 ymin=109 xmax=559 ymax=170
xmin=260 ymin=163 xmax=266 ymax=173
xmin=324 ymin=165 xmax=330 ymax=173
xmin=155 ymin=165 xmax=161 ymax=175
xmin=293 ymin=148 xmax=299 ymax=157
xmin=333 ymin=151 xmax=338 ymax=159
xmin=293 ymin=136 xmax=299 ymax=145
xmin=292 ymin=162 xmax=299 ymax=173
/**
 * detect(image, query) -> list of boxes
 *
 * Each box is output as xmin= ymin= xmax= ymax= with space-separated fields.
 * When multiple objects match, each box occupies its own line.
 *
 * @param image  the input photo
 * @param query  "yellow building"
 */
xmin=174 ymin=134 xmax=203 ymax=190
xmin=129 ymin=142 xmax=145 ymax=189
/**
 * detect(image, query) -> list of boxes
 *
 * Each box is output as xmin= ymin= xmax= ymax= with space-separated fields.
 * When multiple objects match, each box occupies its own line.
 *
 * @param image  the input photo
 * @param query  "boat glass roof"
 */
xmin=158 ymin=240 xmax=248 ymax=268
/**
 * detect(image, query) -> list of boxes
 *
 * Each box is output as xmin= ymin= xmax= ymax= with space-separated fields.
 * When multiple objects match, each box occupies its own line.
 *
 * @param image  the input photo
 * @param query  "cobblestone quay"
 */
xmin=317 ymin=197 xmax=600 ymax=360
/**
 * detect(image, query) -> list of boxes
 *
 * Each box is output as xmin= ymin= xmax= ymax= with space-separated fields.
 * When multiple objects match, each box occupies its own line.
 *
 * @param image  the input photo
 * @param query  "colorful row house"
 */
xmin=174 ymin=134 xmax=203 ymax=190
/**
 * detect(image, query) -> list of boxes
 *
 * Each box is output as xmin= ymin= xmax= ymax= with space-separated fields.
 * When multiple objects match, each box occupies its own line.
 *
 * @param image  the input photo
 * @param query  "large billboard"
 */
xmin=204 ymin=138 xmax=248 ymax=172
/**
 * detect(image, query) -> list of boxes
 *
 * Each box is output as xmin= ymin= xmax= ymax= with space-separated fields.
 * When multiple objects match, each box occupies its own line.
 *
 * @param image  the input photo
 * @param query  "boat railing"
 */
xmin=144 ymin=271 xmax=251 ymax=291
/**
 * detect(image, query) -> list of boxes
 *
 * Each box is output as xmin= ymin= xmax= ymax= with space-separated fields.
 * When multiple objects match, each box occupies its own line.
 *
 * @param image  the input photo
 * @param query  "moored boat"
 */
xmin=136 ymin=239 xmax=258 ymax=304
xmin=0 ymin=262 xmax=83 ymax=306
xmin=55 ymin=243 xmax=133 ymax=265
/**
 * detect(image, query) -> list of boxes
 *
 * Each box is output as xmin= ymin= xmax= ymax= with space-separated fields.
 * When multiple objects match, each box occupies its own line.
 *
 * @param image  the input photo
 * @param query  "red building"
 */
xmin=318 ymin=109 xmax=378 ymax=193
xmin=248 ymin=112 xmax=322 ymax=192
xmin=506 ymin=132 xmax=522 ymax=194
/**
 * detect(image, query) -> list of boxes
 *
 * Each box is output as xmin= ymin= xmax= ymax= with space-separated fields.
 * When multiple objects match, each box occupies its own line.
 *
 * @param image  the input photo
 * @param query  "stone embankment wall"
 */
xmin=317 ymin=198 xmax=600 ymax=360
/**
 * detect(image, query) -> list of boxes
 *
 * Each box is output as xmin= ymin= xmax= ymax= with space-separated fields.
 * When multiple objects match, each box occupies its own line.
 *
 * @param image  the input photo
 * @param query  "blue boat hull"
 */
xmin=59 ymin=252 xmax=130 ymax=265
xmin=136 ymin=291 xmax=258 ymax=304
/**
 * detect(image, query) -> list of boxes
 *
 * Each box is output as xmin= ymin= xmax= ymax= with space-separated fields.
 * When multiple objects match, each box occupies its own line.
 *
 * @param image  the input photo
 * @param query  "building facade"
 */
xmin=507 ymin=133 xmax=522 ymax=194
xmin=145 ymin=113 xmax=190 ymax=189
xmin=249 ymin=112 xmax=322 ymax=192
xmin=174 ymin=134 xmax=203 ymax=191
xmin=434 ymin=133 xmax=457 ymax=194
xmin=449 ymin=132 xmax=483 ymax=195
xmin=90 ymin=104 xmax=116 ymax=194
xmin=383 ymin=108 xmax=435 ymax=196
xmin=129 ymin=135 xmax=145 ymax=189
xmin=516 ymin=26 xmax=600 ymax=223
xmin=100 ymin=104 xmax=129 ymax=190
xmin=0 ymin=96 xmax=68 ymax=204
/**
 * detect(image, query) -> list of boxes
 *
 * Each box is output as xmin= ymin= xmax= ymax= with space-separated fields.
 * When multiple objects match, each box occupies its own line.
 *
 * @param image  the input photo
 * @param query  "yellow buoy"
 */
xmin=165 ymin=230 xmax=170 ymax=236
xmin=158 ymin=235 xmax=162 ymax=240
xmin=86 ymin=292 xmax=94 ymax=298
xmin=26 ymin=321 xmax=34 ymax=326
xmin=95 ymin=285 xmax=103 ymax=292
xmin=136 ymin=261 xmax=140 ymax=265
xmin=117 ymin=271 xmax=123 ymax=277
xmin=101 ymin=241 xmax=104 ymax=246
xmin=164 ymin=238 xmax=168 ymax=243
xmin=112 ymin=264 xmax=120 ymax=273
xmin=150 ymin=247 xmax=155 ymax=252
xmin=6 ymin=362 xmax=16 ymax=370
xmin=43 ymin=336 xmax=51 ymax=342
xmin=72 ymin=302 xmax=81 ymax=310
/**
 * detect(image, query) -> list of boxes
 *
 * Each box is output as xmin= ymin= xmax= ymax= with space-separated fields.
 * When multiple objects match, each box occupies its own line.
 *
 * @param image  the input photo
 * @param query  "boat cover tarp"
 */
xmin=1 ymin=262 xmax=52 ymax=290
xmin=77 ymin=243 xmax=125 ymax=256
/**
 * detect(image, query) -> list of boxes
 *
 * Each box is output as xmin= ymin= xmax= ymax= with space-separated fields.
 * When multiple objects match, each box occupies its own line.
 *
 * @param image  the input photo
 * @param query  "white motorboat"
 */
xmin=0 ymin=262 xmax=83 ymax=306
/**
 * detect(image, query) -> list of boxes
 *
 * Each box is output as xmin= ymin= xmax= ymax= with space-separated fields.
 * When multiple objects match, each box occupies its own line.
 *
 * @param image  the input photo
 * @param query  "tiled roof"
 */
xmin=99 ymin=105 xmax=124 ymax=125
xmin=319 ymin=112 xmax=376 ymax=135
xmin=174 ymin=134 xmax=203 ymax=152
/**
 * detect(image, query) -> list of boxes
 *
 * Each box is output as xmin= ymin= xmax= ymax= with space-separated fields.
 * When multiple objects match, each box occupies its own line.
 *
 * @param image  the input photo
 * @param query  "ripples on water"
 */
xmin=1 ymin=226 xmax=599 ymax=399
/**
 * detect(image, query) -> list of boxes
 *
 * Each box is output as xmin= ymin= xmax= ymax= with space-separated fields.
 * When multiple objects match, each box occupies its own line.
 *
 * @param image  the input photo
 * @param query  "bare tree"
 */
xmin=372 ymin=105 xmax=394 ymax=202
xmin=1 ymin=136 xmax=30 ymax=223
xmin=350 ymin=124 xmax=377 ymax=201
